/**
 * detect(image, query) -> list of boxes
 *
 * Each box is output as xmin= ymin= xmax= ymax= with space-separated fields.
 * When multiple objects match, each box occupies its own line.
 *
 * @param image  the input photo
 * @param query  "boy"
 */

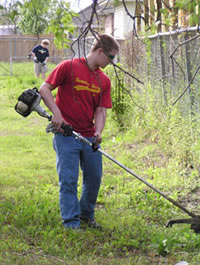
xmin=40 ymin=34 xmax=119 ymax=230
xmin=32 ymin=39 xmax=50 ymax=79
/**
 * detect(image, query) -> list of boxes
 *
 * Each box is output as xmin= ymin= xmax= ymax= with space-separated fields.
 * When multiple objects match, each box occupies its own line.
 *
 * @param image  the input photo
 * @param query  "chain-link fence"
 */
xmin=1 ymin=29 xmax=200 ymax=117
xmin=147 ymin=27 xmax=200 ymax=114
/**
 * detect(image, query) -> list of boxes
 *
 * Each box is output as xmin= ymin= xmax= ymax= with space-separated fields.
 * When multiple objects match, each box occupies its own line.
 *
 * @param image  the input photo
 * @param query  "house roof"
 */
xmin=0 ymin=25 xmax=16 ymax=35
xmin=73 ymin=0 xmax=114 ymax=29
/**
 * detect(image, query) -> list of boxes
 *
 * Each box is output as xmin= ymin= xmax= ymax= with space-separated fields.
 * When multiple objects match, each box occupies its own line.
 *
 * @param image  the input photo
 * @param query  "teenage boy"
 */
xmin=40 ymin=33 xmax=119 ymax=230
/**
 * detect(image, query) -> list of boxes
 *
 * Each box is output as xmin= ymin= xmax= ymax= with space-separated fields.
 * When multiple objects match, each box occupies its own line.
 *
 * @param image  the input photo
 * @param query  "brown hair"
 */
xmin=91 ymin=33 xmax=120 ymax=53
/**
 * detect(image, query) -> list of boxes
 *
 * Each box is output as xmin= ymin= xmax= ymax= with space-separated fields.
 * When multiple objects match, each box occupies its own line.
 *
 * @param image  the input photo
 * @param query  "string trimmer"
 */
xmin=15 ymin=87 xmax=200 ymax=233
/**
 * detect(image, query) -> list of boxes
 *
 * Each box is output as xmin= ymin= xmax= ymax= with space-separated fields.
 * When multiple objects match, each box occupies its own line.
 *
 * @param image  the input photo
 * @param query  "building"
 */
xmin=0 ymin=25 xmax=16 ymax=35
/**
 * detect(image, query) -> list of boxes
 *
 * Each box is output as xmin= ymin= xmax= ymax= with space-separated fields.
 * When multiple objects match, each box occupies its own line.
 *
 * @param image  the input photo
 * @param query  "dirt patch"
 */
xmin=179 ymin=187 xmax=200 ymax=214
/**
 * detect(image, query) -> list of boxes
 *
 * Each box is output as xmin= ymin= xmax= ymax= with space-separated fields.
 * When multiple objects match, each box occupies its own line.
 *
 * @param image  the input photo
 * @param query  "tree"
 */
xmin=17 ymin=0 xmax=77 ymax=48
xmin=17 ymin=0 xmax=50 ymax=35
xmin=47 ymin=0 xmax=77 ymax=49
xmin=0 ymin=1 xmax=22 ymax=33
xmin=175 ymin=0 xmax=200 ymax=26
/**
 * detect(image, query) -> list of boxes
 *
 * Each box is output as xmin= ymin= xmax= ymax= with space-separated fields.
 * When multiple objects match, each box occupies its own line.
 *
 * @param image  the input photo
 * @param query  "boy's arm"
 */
xmin=40 ymin=82 xmax=64 ymax=131
xmin=94 ymin=106 xmax=107 ymax=144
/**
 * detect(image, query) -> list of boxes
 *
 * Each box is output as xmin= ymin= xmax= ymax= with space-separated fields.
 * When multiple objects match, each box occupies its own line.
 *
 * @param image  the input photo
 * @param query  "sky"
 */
xmin=0 ymin=0 xmax=92 ymax=11
xmin=69 ymin=0 xmax=93 ymax=12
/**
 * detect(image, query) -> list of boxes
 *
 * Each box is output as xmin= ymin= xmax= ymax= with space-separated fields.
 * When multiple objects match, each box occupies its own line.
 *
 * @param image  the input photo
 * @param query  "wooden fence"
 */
xmin=0 ymin=34 xmax=74 ymax=64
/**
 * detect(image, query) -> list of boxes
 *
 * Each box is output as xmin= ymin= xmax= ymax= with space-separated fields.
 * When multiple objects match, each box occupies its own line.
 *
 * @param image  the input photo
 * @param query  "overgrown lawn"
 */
xmin=1 ymin=62 xmax=200 ymax=265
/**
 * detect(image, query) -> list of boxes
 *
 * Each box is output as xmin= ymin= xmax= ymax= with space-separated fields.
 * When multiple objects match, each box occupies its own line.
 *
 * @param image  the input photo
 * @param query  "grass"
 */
xmin=1 ymin=62 xmax=200 ymax=264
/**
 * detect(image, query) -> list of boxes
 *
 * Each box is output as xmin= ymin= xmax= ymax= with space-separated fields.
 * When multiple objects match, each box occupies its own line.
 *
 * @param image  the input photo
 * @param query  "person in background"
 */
xmin=32 ymin=39 xmax=50 ymax=79
xmin=40 ymin=33 xmax=120 ymax=230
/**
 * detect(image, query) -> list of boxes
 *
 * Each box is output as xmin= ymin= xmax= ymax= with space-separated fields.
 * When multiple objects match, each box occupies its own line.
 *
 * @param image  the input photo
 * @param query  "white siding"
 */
xmin=114 ymin=6 xmax=124 ymax=39
xmin=114 ymin=2 xmax=137 ymax=39
xmin=105 ymin=14 xmax=113 ymax=35
xmin=124 ymin=2 xmax=136 ymax=36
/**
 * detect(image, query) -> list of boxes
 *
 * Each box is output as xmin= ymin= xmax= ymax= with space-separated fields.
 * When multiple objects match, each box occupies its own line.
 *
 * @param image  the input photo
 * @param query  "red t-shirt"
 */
xmin=46 ymin=58 xmax=112 ymax=137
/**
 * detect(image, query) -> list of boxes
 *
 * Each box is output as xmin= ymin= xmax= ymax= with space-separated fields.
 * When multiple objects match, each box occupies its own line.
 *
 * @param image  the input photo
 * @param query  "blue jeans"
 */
xmin=53 ymin=133 xmax=102 ymax=228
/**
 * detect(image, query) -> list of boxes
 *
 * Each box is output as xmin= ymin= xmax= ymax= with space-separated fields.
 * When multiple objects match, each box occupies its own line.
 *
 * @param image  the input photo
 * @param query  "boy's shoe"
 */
xmin=80 ymin=216 xmax=102 ymax=230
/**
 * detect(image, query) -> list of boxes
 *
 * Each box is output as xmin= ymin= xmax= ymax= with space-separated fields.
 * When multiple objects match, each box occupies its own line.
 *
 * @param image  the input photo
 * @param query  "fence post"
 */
xmin=159 ymin=36 xmax=167 ymax=105
xmin=9 ymin=39 xmax=13 ymax=76
xmin=185 ymin=34 xmax=194 ymax=116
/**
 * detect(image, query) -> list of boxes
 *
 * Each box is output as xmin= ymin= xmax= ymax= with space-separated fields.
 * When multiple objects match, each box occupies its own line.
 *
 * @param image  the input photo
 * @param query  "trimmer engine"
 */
xmin=15 ymin=87 xmax=51 ymax=120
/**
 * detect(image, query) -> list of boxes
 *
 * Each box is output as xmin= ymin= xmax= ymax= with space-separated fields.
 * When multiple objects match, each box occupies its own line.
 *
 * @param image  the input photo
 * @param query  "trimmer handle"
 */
xmin=61 ymin=124 xmax=74 ymax=137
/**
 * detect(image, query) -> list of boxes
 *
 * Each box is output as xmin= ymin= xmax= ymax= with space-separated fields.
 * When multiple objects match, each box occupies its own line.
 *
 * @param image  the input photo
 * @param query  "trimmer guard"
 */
xmin=166 ymin=217 xmax=200 ymax=233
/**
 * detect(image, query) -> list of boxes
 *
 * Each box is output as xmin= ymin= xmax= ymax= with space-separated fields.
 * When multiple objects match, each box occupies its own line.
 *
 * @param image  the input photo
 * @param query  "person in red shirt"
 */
xmin=40 ymin=33 xmax=119 ymax=230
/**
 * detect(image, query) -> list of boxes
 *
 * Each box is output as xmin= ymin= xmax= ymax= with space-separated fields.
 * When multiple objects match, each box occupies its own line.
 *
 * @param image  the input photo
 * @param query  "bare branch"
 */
xmin=172 ymin=64 xmax=200 ymax=106
xmin=170 ymin=34 xmax=200 ymax=59
xmin=112 ymin=62 xmax=144 ymax=85
xmin=170 ymin=34 xmax=200 ymax=82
